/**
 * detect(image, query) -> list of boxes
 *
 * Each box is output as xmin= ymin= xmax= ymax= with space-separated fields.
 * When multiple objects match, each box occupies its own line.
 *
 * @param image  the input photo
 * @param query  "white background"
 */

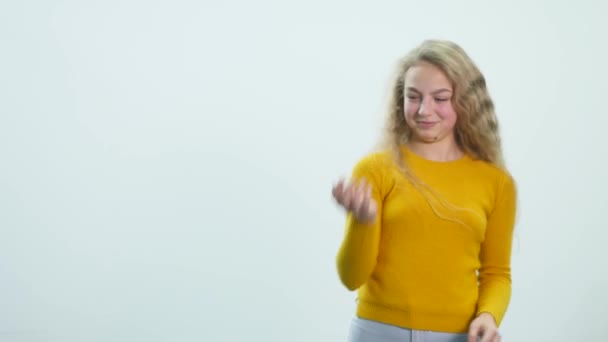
xmin=1 ymin=0 xmax=607 ymax=341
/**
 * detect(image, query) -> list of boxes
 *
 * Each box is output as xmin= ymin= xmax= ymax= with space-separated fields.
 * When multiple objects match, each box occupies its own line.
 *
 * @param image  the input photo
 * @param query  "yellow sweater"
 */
xmin=336 ymin=146 xmax=517 ymax=333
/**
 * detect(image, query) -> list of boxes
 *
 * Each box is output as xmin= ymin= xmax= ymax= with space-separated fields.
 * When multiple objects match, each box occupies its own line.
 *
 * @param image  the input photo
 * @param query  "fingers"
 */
xmin=332 ymin=178 xmax=374 ymax=221
xmin=367 ymin=194 xmax=378 ymax=219
xmin=470 ymin=325 xmax=500 ymax=342
xmin=345 ymin=178 xmax=363 ymax=213
xmin=488 ymin=330 xmax=501 ymax=342
xmin=332 ymin=180 xmax=344 ymax=201
xmin=342 ymin=182 xmax=353 ymax=209
xmin=468 ymin=325 xmax=481 ymax=342
xmin=480 ymin=330 xmax=499 ymax=342
xmin=358 ymin=181 xmax=375 ymax=220
xmin=352 ymin=179 xmax=367 ymax=214
xmin=468 ymin=313 xmax=500 ymax=342
xmin=358 ymin=181 xmax=371 ymax=216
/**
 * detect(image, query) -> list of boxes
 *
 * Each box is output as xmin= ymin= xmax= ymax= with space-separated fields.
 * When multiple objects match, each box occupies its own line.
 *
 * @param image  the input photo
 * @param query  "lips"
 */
xmin=416 ymin=121 xmax=438 ymax=128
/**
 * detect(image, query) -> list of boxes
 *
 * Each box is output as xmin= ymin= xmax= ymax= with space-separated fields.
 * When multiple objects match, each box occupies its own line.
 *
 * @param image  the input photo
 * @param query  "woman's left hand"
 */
xmin=468 ymin=312 xmax=501 ymax=342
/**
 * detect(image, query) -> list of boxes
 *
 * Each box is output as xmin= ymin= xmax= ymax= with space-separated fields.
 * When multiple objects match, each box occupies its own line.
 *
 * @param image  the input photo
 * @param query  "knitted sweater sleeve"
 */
xmin=476 ymin=172 xmax=518 ymax=326
xmin=336 ymin=154 xmax=385 ymax=291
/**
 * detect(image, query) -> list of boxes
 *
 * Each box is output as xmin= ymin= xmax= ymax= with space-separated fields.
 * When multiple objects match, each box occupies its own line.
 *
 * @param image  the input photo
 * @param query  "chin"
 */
xmin=414 ymin=131 xmax=440 ymax=143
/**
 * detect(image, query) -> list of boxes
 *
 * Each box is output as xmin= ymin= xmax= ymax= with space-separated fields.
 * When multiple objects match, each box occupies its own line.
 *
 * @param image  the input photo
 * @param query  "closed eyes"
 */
xmin=406 ymin=95 xmax=449 ymax=102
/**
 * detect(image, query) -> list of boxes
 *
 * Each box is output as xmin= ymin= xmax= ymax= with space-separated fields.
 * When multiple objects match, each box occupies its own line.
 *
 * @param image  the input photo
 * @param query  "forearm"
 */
xmin=477 ymin=172 xmax=517 ymax=325
xmin=476 ymin=267 xmax=511 ymax=325
xmin=336 ymin=213 xmax=380 ymax=291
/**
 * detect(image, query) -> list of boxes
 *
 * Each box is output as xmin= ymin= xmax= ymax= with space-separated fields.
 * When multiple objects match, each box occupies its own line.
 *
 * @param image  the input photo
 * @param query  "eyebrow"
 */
xmin=406 ymin=87 xmax=452 ymax=95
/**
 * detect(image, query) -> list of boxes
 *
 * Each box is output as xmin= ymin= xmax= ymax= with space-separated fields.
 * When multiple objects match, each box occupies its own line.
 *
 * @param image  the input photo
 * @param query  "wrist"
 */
xmin=476 ymin=312 xmax=497 ymax=324
xmin=350 ymin=212 xmax=375 ymax=226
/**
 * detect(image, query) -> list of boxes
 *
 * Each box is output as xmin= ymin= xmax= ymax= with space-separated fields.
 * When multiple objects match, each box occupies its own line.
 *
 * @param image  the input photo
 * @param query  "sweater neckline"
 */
xmin=401 ymin=145 xmax=470 ymax=166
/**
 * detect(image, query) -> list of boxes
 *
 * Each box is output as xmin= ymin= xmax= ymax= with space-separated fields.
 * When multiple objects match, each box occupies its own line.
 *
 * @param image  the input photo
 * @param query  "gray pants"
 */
xmin=347 ymin=317 xmax=469 ymax=342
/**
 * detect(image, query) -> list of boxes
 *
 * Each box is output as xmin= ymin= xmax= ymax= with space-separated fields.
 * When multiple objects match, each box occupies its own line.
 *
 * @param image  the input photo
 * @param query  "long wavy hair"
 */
xmin=379 ymin=39 xmax=505 ymax=172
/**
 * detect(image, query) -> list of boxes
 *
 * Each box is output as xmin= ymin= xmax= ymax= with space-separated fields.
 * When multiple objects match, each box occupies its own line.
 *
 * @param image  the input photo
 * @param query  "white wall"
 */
xmin=1 ymin=0 xmax=607 ymax=341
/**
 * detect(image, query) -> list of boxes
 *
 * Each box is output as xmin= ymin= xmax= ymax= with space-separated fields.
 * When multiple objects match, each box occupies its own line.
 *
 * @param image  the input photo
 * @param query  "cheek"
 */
xmin=437 ymin=105 xmax=457 ymax=126
xmin=404 ymin=103 xmax=419 ymax=119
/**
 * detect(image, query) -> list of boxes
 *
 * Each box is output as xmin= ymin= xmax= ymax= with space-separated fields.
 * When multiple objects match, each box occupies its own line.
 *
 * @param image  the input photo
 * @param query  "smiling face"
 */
xmin=403 ymin=60 xmax=458 ymax=144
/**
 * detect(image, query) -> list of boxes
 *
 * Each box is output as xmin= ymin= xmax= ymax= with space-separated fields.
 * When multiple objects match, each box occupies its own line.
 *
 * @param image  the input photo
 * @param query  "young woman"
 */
xmin=332 ymin=40 xmax=517 ymax=342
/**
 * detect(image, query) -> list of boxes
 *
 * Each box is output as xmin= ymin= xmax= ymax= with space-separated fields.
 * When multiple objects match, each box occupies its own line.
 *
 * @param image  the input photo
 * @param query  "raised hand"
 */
xmin=332 ymin=178 xmax=378 ymax=224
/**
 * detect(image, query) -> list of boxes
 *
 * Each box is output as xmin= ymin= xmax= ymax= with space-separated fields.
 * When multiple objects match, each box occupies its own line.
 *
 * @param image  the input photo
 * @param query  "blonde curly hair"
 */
xmin=380 ymin=39 xmax=505 ymax=172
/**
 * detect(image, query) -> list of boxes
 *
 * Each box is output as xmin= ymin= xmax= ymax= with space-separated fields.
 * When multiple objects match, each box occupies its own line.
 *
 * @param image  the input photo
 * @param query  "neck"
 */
xmin=406 ymin=137 xmax=463 ymax=162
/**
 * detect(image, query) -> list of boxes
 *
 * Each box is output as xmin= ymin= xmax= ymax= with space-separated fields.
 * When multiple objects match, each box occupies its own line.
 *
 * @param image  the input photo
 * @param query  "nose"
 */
xmin=417 ymin=98 xmax=432 ymax=117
